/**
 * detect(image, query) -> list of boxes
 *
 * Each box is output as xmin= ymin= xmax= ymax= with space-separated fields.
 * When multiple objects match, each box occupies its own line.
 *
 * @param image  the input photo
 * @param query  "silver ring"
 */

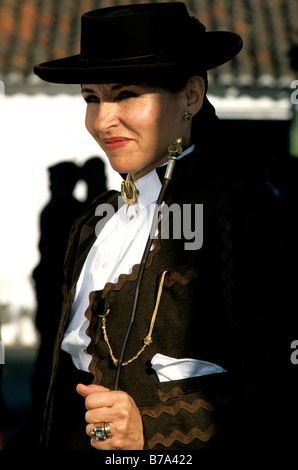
xmin=90 ymin=422 xmax=112 ymax=441
xmin=104 ymin=422 xmax=112 ymax=439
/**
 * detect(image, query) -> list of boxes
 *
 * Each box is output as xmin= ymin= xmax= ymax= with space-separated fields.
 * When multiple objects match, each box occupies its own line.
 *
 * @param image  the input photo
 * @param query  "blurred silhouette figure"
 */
xmin=33 ymin=161 xmax=83 ymax=340
xmin=81 ymin=156 xmax=107 ymax=207
xmin=27 ymin=161 xmax=83 ymax=448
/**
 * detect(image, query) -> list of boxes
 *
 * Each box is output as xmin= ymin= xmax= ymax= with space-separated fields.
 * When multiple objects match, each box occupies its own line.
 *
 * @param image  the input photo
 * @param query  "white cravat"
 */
xmin=61 ymin=145 xmax=195 ymax=372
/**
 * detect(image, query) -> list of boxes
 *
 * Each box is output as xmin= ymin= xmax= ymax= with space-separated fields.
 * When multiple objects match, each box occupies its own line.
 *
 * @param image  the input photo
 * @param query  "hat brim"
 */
xmin=34 ymin=31 xmax=243 ymax=84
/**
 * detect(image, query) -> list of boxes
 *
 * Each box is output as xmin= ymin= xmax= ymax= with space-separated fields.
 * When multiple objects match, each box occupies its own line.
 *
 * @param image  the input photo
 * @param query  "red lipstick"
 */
xmin=103 ymin=137 xmax=131 ymax=151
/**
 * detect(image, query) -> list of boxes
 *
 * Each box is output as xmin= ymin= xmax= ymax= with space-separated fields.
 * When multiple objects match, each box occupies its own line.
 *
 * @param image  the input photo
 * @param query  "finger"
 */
xmin=76 ymin=383 xmax=110 ymax=397
xmin=85 ymin=406 xmax=114 ymax=424
xmin=87 ymin=421 xmax=114 ymax=444
xmin=84 ymin=390 xmax=116 ymax=411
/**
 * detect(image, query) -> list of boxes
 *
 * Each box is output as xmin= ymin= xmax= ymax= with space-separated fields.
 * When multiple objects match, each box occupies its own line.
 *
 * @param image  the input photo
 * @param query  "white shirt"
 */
xmin=61 ymin=146 xmax=194 ymax=371
xmin=61 ymin=169 xmax=162 ymax=370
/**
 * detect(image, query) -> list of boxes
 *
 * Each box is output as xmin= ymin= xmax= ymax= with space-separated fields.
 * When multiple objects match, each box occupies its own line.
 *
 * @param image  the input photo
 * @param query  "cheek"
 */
xmin=139 ymin=102 xmax=165 ymax=142
xmin=137 ymin=104 xmax=176 ymax=160
xmin=85 ymin=110 xmax=100 ymax=142
xmin=85 ymin=110 xmax=93 ymax=135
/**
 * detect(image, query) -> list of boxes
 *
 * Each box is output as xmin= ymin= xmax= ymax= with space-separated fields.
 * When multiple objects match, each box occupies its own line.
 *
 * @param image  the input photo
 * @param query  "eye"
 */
xmin=117 ymin=90 xmax=137 ymax=100
xmin=83 ymin=94 xmax=100 ymax=104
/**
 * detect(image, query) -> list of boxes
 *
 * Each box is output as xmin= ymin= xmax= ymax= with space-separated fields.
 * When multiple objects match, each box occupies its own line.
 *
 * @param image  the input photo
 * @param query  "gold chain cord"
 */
xmin=99 ymin=270 xmax=168 ymax=367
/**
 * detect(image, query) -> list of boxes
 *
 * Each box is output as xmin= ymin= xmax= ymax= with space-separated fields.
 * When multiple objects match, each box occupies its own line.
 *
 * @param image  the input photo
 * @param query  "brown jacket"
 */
xmin=41 ymin=149 xmax=298 ymax=450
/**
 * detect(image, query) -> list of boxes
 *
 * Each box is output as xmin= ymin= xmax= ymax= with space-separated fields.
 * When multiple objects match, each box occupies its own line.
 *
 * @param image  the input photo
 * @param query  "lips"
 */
xmin=103 ymin=137 xmax=131 ymax=151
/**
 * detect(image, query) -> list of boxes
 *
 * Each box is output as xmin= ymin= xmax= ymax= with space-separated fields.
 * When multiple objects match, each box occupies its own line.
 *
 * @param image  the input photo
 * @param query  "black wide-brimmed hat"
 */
xmin=33 ymin=2 xmax=243 ymax=84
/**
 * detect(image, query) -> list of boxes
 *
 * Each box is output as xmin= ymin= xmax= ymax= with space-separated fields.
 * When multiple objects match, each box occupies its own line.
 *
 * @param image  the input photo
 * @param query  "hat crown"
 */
xmin=80 ymin=3 xmax=205 ymax=65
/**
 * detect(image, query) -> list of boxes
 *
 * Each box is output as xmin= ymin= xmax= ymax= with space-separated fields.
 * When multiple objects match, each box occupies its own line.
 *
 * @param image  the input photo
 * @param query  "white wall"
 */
xmin=0 ymin=91 xmax=121 ymax=318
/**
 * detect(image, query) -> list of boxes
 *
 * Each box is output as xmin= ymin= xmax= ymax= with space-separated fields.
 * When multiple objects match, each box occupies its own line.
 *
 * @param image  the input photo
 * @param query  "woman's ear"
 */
xmin=185 ymin=76 xmax=205 ymax=116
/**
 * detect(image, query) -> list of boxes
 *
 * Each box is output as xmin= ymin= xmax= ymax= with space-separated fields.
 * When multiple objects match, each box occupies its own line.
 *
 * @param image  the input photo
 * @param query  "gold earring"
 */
xmin=182 ymin=111 xmax=192 ymax=121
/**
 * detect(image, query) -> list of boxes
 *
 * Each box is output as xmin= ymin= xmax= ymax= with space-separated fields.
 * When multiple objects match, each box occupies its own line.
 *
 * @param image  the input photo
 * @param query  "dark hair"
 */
xmin=140 ymin=69 xmax=208 ymax=92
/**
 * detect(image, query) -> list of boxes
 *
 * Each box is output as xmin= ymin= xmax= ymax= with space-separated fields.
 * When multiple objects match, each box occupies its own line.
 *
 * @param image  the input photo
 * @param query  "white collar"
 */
xmin=133 ymin=170 xmax=161 ymax=209
xmin=159 ymin=144 xmax=195 ymax=167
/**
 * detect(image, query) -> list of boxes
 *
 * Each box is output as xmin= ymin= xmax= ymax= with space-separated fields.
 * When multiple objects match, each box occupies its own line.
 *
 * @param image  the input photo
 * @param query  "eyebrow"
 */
xmin=81 ymin=83 xmax=138 ymax=93
xmin=81 ymin=84 xmax=131 ymax=94
xmin=81 ymin=86 xmax=95 ymax=94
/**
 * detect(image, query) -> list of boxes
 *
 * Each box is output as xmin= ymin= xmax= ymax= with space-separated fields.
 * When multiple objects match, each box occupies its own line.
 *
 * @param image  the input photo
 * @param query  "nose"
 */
xmin=92 ymin=101 xmax=119 ymax=133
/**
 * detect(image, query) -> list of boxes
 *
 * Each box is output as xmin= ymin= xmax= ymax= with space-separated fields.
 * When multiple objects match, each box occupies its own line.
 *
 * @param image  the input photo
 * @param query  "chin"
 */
xmin=109 ymin=161 xmax=133 ymax=175
xmin=107 ymin=156 xmax=138 ymax=175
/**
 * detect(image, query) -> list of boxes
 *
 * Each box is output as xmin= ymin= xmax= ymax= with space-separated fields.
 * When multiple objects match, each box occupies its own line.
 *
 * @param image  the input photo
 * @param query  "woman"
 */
xmin=33 ymin=3 xmax=297 ymax=451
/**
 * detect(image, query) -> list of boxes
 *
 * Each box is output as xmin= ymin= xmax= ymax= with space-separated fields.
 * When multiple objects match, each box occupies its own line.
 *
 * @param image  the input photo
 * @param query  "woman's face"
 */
xmin=82 ymin=82 xmax=194 ymax=180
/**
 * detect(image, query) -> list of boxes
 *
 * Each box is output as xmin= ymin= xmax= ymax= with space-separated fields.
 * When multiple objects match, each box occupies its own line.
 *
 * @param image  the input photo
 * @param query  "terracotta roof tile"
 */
xmin=0 ymin=0 xmax=296 ymax=89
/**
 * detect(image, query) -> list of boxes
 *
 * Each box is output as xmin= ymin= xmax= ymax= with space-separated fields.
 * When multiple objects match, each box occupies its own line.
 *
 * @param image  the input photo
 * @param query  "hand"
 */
xmin=76 ymin=383 xmax=144 ymax=450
